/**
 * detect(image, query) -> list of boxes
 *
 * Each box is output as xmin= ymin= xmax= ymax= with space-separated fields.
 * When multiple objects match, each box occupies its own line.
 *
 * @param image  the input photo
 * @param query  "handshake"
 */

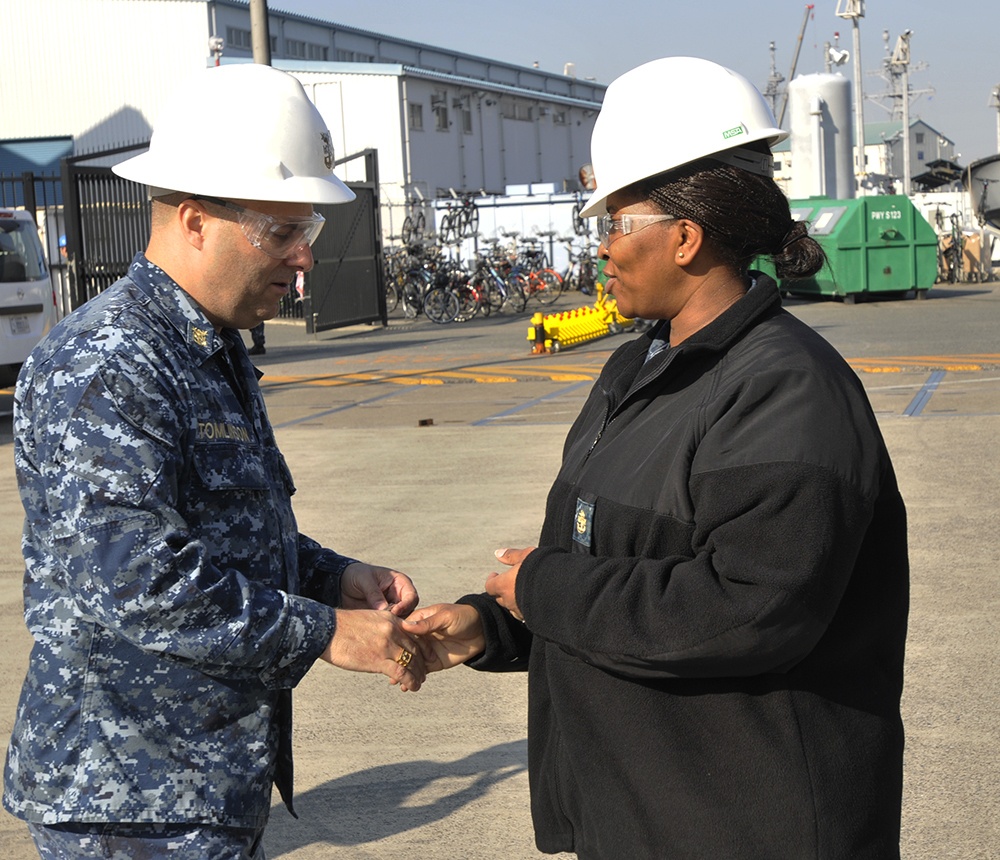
xmin=321 ymin=547 xmax=532 ymax=692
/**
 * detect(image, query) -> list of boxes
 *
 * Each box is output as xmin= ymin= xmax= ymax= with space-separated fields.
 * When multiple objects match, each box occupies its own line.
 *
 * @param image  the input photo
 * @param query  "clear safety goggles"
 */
xmin=193 ymin=196 xmax=326 ymax=258
xmin=597 ymin=213 xmax=676 ymax=247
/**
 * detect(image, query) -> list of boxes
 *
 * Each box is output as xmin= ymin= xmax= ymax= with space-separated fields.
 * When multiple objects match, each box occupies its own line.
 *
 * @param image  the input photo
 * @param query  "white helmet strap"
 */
xmin=710 ymin=146 xmax=775 ymax=177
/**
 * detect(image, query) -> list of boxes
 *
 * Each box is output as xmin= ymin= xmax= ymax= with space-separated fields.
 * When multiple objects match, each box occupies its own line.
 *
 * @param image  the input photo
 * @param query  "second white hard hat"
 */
xmin=113 ymin=63 xmax=355 ymax=205
xmin=580 ymin=57 xmax=787 ymax=218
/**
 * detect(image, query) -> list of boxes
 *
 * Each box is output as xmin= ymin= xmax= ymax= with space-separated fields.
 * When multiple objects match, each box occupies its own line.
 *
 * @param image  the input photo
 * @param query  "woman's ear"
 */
xmin=673 ymin=219 xmax=705 ymax=266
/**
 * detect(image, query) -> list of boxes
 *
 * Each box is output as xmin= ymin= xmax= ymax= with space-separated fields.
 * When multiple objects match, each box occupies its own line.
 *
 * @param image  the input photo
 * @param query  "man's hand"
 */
xmin=321 ymin=609 xmax=427 ymax=692
xmin=484 ymin=547 xmax=535 ymax=622
xmin=401 ymin=604 xmax=485 ymax=671
xmin=341 ymin=562 xmax=418 ymax=617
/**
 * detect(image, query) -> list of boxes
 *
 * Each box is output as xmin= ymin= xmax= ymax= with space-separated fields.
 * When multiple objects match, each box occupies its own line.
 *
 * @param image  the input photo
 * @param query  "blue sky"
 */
xmin=275 ymin=0 xmax=1000 ymax=165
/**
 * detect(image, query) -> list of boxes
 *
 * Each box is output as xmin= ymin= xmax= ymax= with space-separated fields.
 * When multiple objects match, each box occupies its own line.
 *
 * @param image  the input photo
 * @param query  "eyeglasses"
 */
xmin=192 ymin=196 xmax=325 ymax=258
xmin=596 ymin=213 xmax=676 ymax=247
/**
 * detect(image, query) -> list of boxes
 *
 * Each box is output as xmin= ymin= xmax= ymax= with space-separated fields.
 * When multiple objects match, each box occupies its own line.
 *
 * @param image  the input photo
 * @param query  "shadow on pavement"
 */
xmin=265 ymin=740 xmax=528 ymax=855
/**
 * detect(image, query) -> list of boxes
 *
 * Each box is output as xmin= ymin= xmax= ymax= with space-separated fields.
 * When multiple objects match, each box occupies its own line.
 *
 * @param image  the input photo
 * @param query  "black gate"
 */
xmin=303 ymin=148 xmax=386 ymax=333
xmin=54 ymin=144 xmax=384 ymax=328
xmin=61 ymin=144 xmax=152 ymax=309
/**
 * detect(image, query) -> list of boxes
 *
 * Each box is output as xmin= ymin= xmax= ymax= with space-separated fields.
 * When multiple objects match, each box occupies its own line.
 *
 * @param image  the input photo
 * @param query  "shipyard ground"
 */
xmin=1 ymin=281 xmax=998 ymax=859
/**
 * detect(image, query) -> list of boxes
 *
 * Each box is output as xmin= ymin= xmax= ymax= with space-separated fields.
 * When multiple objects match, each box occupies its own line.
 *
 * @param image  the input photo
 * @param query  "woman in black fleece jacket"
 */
xmin=404 ymin=56 xmax=908 ymax=860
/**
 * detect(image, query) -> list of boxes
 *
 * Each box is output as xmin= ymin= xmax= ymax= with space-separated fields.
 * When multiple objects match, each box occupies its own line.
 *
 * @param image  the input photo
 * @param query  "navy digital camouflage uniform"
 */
xmin=4 ymin=254 xmax=357 ymax=829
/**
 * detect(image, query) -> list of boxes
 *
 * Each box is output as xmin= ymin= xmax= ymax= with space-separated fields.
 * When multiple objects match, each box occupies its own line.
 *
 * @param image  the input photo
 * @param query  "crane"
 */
xmin=777 ymin=4 xmax=815 ymax=127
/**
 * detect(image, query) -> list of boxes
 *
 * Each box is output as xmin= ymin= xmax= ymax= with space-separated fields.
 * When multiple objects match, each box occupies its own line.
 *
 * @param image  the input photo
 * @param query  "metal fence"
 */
xmin=2 ymin=146 xmax=385 ymax=329
xmin=0 ymin=170 xmax=72 ymax=316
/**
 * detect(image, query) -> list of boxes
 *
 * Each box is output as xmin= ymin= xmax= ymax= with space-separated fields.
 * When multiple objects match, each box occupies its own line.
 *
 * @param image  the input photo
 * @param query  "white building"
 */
xmin=1 ymin=0 xmax=604 ymax=234
xmin=773 ymin=118 xmax=960 ymax=199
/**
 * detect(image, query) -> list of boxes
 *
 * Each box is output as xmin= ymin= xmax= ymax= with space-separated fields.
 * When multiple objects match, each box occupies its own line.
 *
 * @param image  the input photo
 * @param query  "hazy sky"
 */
xmin=274 ymin=0 xmax=1000 ymax=165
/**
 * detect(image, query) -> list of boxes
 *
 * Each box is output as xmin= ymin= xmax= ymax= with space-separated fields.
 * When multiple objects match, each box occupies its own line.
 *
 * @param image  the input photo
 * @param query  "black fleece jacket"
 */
xmin=461 ymin=275 xmax=908 ymax=859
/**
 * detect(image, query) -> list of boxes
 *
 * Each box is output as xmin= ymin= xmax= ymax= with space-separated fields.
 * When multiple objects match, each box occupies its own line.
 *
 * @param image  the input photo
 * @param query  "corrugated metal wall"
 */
xmin=2 ymin=0 xmax=211 ymax=154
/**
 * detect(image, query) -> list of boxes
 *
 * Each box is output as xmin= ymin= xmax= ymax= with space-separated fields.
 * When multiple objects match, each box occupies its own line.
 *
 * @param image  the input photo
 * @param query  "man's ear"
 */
xmin=176 ymin=199 xmax=209 ymax=250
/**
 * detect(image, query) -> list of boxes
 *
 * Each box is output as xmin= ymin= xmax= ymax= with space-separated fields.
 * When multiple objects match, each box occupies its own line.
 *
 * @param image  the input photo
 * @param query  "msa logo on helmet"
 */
xmin=320 ymin=132 xmax=335 ymax=171
xmin=722 ymin=125 xmax=746 ymax=140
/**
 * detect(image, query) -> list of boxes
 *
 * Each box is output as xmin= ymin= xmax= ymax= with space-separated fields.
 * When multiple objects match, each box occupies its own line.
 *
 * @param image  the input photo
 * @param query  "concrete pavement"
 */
xmin=1 ymin=284 xmax=998 ymax=858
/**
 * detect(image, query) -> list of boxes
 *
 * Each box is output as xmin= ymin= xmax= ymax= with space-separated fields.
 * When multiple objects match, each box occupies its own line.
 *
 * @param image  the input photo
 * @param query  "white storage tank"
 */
xmin=787 ymin=73 xmax=854 ymax=200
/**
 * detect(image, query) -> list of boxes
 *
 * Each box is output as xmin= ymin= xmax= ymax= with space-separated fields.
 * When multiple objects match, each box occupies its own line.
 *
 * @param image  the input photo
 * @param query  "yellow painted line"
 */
xmin=261 ymin=373 xmax=442 ymax=387
xmin=428 ymin=370 xmax=519 ymax=383
xmin=256 ymin=354 xmax=996 ymax=390
xmin=847 ymin=355 xmax=999 ymax=373
xmin=475 ymin=366 xmax=593 ymax=381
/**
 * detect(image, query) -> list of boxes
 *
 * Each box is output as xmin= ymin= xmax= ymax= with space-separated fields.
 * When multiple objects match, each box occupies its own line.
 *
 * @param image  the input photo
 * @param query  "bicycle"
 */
xmin=437 ymin=190 xmax=481 ymax=244
xmin=421 ymin=256 xmax=472 ymax=324
xmin=508 ymin=229 xmax=563 ymax=305
xmin=400 ymin=191 xmax=428 ymax=245
xmin=468 ymin=251 xmax=527 ymax=314
xmin=557 ymin=235 xmax=598 ymax=295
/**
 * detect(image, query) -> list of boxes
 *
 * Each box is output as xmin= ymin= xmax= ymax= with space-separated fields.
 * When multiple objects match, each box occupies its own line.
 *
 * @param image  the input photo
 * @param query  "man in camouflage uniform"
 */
xmin=3 ymin=64 xmax=426 ymax=859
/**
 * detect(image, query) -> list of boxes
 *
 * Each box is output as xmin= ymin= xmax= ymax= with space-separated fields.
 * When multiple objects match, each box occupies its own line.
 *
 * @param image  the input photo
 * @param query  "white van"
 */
xmin=0 ymin=209 xmax=59 ymax=387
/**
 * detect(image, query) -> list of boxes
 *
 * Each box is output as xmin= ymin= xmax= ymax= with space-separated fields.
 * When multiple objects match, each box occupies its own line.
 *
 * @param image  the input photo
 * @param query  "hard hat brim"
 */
xmin=578 ymin=134 xmax=787 ymax=220
xmin=113 ymin=152 xmax=356 ymax=205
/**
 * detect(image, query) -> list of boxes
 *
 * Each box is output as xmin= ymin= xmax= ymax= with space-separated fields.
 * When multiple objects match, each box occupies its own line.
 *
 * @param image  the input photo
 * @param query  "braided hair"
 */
xmin=636 ymin=142 xmax=826 ymax=280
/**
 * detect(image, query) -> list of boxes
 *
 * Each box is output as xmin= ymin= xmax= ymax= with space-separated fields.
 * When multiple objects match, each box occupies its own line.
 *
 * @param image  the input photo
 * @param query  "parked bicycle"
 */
xmin=557 ymin=235 xmax=598 ymax=295
xmin=437 ymin=190 xmax=481 ymax=244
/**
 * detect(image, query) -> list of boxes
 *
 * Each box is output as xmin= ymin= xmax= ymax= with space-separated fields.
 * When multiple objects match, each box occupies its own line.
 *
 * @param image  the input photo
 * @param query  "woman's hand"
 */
xmin=484 ymin=547 xmax=535 ymax=621
xmin=401 ymin=604 xmax=486 ymax=671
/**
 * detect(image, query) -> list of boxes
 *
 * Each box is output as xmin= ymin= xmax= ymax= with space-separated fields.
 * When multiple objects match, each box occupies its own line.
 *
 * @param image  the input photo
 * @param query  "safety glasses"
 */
xmin=597 ymin=213 xmax=676 ymax=247
xmin=193 ymin=196 xmax=325 ymax=258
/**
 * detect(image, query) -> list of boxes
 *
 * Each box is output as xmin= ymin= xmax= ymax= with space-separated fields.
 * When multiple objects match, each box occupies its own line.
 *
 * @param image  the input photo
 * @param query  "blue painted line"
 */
xmin=273 ymin=387 xmax=410 ymax=428
xmin=472 ymin=380 xmax=593 ymax=426
xmin=903 ymin=370 xmax=946 ymax=417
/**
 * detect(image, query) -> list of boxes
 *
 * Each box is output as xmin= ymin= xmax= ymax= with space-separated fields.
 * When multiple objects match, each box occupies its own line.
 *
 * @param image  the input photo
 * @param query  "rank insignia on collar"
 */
xmin=191 ymin=327 xmax=209 ymax=348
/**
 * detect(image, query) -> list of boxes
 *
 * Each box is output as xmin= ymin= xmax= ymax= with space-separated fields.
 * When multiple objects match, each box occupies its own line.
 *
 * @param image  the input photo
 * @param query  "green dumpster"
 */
xmin=755 ymin=195 xmax=938 ymax=303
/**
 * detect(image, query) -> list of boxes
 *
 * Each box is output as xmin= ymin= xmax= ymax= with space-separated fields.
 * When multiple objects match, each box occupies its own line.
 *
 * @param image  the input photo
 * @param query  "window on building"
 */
xmin=307 ymin=43 xmax=329 ymax=61
xmin=226 ymin=27 xmax=252 ymax=50
xmin=408 ymin=103 xmax=424 ymax=131
xmin=917 ymin=151 xmax=925 ymax=161
xmin=286 ymin=39 xmax=306 ymax=59
xmin=336 ymin=49 xmax=375 ymax=63
xmin=915 ymin=132 xmax=924 ymax=144
xmin=500 ymin=99 xmax=533 ymax=121
xmin=553 ymin=110 xmax=568 ymax=126
xmin=431 ymin=91 xmax=449 ymax=131
xmin=454 ymin=96 xmax=472 ymax=134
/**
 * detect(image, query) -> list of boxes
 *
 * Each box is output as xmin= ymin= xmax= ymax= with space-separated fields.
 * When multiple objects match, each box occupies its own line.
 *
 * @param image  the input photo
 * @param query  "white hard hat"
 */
xmin=579 ymin=57 xmax=787 ymax=218
xmin=113 ymin=63 xmax=355 ymax=204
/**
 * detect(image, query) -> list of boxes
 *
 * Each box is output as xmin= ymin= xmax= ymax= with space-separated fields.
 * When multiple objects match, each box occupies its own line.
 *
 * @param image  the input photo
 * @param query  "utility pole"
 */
xmin=992 ymin=85 xmax=1000 ymax=154
xmin=250 ymin=0 xmax=272 ymax=66
xmin=836 ymin=0 xmax=866 ymax=189
xmin=763 ymin=41 xmax=784 ymax=119
xmin=890 ymin=31 xmax=913 ymax=196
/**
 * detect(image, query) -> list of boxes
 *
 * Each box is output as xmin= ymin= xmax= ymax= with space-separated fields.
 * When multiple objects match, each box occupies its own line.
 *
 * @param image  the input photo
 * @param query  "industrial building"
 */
xmin=0 ymin=0 xmax=604 ymax=238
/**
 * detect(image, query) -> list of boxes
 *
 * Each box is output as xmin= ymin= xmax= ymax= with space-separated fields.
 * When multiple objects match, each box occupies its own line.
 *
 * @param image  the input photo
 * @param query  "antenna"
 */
xmin=836 ymin=0 xmax=867 ymax=184
xmin=763 ymin=41 xmax=785 ymax=117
